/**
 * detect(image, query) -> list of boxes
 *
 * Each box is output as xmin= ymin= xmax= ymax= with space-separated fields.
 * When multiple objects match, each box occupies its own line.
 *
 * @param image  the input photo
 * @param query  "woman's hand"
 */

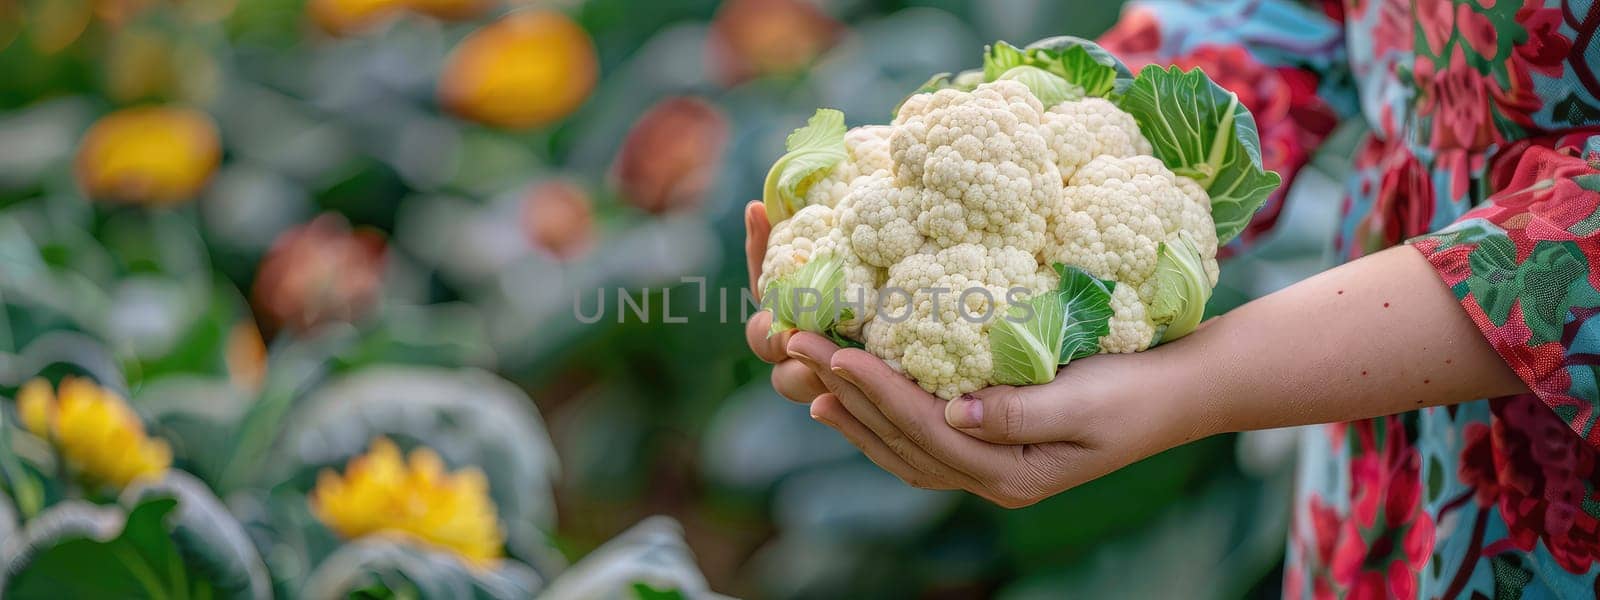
xmin=786 ymin=332 xmax=1192 ymax=508
xmin=744 ymin=201 xmax=829 ymax=403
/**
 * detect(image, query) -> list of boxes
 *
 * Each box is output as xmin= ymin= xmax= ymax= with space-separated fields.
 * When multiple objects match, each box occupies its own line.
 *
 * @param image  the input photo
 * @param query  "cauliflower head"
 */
xmin=758 ymin=37 xmax=1279 ymax=398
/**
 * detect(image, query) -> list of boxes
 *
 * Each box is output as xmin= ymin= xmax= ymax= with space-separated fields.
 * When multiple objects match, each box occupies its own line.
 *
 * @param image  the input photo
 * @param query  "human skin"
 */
xmin=743 ymin=201 xmax=1528 ymax=507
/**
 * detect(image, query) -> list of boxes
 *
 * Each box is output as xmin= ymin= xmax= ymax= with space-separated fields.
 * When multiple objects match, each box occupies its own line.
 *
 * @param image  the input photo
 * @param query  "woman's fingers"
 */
xmin=790 ymin=336 xmax=973 ymax=483
xmin=746 ymin=312 xmax=792 ymax=364
xmin=828 ymin=349 xmax=1005 ymax=477
xmin=771 ymin=359 xmax=827 ymax=403
xmin=942 ymin=382 xmax=1088 ymax=445
xmin=744 ymin=201 xmax=770 ymax=298
xmin=810 ymin=394 xmax=955 ymax=490
xmin=785 ymin=332 xmax=841 ymax=377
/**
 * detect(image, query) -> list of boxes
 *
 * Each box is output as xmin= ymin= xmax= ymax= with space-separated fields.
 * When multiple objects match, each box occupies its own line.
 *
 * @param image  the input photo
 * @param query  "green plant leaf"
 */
xmin=1020 ymin=36 xmax=1127 ymax=98
xmin=122 ymin=472 xmax=272 ymax=599
xmin=982 ymin=41 xmax=1029 ymax=81
xmin=633 ymin=582 xmax=688 ymax=599
xmin=910 ymin=69 xmax=984 ymax=96
xmin=301 ymin=539 xmax=544 ymax=600
xmin=1115 ymin=65 xmax=1282 ymax=244
xmin=0 ymin=497 xmax=189 ymax=599
xmin=762 ymin=254 xmax=851 ymax=343
xmin=0 ymin=417 xmax=47 ymax=520
xmin=537 ymin=517 xmax=713 ymax=600
xmin=990 ymin=286 xmax=1067 ymax=386
xmin=996 ymin=66 xmax=1079 ymax=106
xmin=1149 ymin=233 xmax=1212 ymax=343
xmin=981 ymin=38 xmax=1127 ymax=101
xmin=762 ymin=109 xmax=847 ymax=224
xmin=1053 ymin=264 xmax=1116 ymax=362
xmin=988 ymin=264 xmax=1114 ymax=385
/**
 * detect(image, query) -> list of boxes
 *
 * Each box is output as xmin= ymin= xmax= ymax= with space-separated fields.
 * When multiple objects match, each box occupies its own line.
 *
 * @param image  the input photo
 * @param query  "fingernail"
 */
xmin=788 ymin=350 xmax=818 ymax=370
xmin=830 ymin=366 xmax=857 ymax=385
xmin=810 ymin=408 xmax=835 ymax=428
xmin=947 ymin=394 xmax=983 ymax=428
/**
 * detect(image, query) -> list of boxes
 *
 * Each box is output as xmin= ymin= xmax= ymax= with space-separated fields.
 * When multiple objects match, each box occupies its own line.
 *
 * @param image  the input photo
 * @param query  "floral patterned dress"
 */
xmin=1099 ymin=0 xmax=1600 ymax=597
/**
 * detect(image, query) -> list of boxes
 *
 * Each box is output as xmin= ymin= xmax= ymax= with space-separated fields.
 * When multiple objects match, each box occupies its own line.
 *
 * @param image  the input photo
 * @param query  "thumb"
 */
xmin=944 ymin=384 xmax=1083 ymax=445
xmin=745 ymin=201 xmax=771 ymax=297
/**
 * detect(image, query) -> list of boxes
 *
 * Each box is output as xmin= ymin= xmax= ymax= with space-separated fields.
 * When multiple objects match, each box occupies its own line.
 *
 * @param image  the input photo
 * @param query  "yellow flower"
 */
xmin=75 ymin=105 xmax=221 ymax=206
xmin=16 ymin=378 xmax=55 ymax=438
xmin=438 ymin=10 xmax=597 ymax=130
xmin=310 ymin=437 xmax=504 ymax=564
xmin=15 ymin=377 xmax=172 ymax=490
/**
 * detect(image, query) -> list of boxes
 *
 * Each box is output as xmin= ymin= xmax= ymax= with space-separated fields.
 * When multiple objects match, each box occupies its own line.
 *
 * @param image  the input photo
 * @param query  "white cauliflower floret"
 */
xmin=890 ymin=81 xmax=1057 ymax=255
xmin=1101 ymin=282 xmax=1157 ymax=353
xmin=864 ymin=243 xmax=1056 ymax=399
xmin=838 ymin=171 xmax=924 ymax=268
xmin=1048 ymin=97 xmax=1153 ymax=159
xmin=1042 ymin=117 xmax=1094 ymax=184
xmin=1045 ymin=154 xmax=1218 ymax=352
xmin=802 ymin=126 xmax=896 ymax=208
xmin=761 ymin=205 xmax=883 ymax=336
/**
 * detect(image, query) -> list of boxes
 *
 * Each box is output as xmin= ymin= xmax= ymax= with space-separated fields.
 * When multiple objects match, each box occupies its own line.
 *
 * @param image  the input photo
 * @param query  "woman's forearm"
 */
xmin=1152 ymin=245 xmax=1528 ymax=439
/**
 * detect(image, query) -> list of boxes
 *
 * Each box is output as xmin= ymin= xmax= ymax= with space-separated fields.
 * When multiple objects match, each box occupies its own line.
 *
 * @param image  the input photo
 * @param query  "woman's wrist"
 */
xmin=1071 ymin=340 xmax=1225 ymax=456
xmin=1142 ymin=321 xmax=1237 ymax=445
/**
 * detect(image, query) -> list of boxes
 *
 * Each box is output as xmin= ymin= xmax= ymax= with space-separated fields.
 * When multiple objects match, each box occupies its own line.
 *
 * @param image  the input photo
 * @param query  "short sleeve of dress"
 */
xmin=1098 ymin=0 xmax=1352 ymax=250
xmin=1410 ymin=137 xmax=1600 ymax=446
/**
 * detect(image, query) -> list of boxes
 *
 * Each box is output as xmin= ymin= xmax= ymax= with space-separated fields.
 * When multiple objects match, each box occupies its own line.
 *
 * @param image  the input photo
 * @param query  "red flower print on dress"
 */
xmin=1356 ymin=138 xmax=1436 ymax=254
xmin=1415 ymin=46 xmax=1502 ymax=152
xmin=1455 ymin=2 xmax=1499 ymax=60
xmin=1416 ymin=0 xmax=1457 ymax=58
xmin=1332 ymin=418 xmax=1436 ymax=600
xmin=1286 ymin=496 xmax=1342 ymax=600
xmin=1512 ymin=2 xmax=1574 ymax=79
xmin=1459 ymin=394 xmax=1600 ymax=573
xmin=1366 ymin=0 xmax=1413 ymax=56
xmin=1286 ymin=419 xmax=1434 ymax=599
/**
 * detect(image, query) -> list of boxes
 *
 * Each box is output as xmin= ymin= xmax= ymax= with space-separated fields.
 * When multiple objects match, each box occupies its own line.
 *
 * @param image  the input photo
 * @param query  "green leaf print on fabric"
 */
xmin=1490 ymin=553 xmax=1533 ymax=600
xmin=1462 ymin=239 xmax=1591 ymax=345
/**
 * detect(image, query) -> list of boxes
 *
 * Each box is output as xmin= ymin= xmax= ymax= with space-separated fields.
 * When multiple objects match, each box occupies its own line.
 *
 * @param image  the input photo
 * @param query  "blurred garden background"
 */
xmin=0 ymin=0 xmax=1354 ymax=597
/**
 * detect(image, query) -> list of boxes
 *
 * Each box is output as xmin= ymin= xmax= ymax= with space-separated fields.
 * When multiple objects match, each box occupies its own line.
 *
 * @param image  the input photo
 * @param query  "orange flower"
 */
xmin=611 ymin=97 xmax=729 ymax=214
xmin=252 ymin=214 xmax=387 ymax=334
xmin=226 ymin=320 xmax=267 ymax=391
xmin=75 ymin=105 xmax=220 ymax=206
xmin=706 ymin=0 xmax=841 ymax=86
xmin=306 ymin=0 xmax=404 ymax=36
xmin=521 ymin=179 xmax=594 ymax=261
xmin=307 ymin=0 xmax=492 ymax=35
xmin=404 ymin=0 xmax=494 ymax=21
xmin=438 ymin=10 xmax=598 ymax=130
